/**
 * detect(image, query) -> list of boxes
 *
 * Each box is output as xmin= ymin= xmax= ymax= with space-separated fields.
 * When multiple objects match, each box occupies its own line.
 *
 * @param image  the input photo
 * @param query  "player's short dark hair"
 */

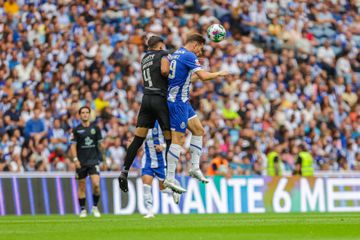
xmin=185 ymin=33 xmax=206 ymax=45
xmin=147 ymin=36 xmax=164 ymax=49
xmin=78 ymin=106 xmax=91 ymax=114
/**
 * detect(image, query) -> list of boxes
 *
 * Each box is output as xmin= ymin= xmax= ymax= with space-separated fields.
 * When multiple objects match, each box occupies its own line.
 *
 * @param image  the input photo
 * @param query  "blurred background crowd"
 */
xmin=0 ymin=0 xmax=358 ymax=176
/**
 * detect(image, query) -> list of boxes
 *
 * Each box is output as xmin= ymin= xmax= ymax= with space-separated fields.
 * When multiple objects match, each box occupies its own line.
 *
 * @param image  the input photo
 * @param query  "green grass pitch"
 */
xmin=0 ymin=213 xmax=359 ymax=240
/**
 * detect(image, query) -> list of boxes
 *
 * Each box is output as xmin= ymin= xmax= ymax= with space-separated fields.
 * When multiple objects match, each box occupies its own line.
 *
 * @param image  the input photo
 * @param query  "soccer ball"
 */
xmin=207 ymin=24 xmax=226 ymax=43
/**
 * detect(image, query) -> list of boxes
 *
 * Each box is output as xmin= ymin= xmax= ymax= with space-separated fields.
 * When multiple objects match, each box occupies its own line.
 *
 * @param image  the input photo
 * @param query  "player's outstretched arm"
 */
xmin=195 ymin=70 xmax=230 ymax=81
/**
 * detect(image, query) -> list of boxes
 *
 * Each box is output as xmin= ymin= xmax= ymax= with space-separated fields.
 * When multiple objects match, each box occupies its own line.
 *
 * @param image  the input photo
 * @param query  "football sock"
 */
xmin=122 ymin=135 xmax=146 ymax=176
xmin=165 ymin=139 xmax=171 ymax=164
xmin=93 ymin=194 xmax=100 ymax=207
xmin=190 ymin=135 xmax=202 ymax=170
xmin=143 ymin=184 xmax=153 ymax=210
xmin=79 ymin=198 xmax=86 ymax=211
xmin=167 ymin=144 xmax=181 ymax=180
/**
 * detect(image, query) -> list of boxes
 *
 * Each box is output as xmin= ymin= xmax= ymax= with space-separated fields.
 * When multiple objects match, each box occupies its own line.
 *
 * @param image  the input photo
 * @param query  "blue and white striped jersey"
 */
xmin=141 ymin=121 xmax=166 ymax=169
xmin=167 ymin=47 xmax=203 ymax=103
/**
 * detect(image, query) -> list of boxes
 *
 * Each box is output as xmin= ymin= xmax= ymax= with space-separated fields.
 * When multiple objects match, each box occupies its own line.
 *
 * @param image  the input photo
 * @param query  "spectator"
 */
xmin=24 ymin=108 xmax=46 ymax=140
xmin=108 ymin=138 xmax=126 ymax=171
xmin=207 ymin=152 xmax=231 ymax=177
xmin=4 ymin=0 xmax=19 ymax=15
xmin=48 ymin=118 xmax=68 ymax=152
xmin=317 ymin=40 xmax=336 ymax=75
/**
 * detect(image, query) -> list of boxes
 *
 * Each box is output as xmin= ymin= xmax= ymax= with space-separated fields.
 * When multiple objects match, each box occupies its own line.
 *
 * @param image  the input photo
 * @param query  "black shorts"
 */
xmin=137 ymin=94 xmax=170 ymax=131
xmin=76 ymin=165 xmax=100 ymax=180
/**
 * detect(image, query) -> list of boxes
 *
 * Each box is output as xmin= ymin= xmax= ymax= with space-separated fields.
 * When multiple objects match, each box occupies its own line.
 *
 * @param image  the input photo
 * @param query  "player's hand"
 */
xmin=155 ymin=145 xmax=164 ymax=152
xmin=75 ymin=161 xmax=81 ymax=169
xmin=218 ymin=70 xmax=230 ymax=77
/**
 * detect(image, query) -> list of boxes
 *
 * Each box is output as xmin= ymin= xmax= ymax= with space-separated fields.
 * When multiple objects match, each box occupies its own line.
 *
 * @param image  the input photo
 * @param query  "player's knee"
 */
xmin=78 ymin=182 xmax=86 ymax=193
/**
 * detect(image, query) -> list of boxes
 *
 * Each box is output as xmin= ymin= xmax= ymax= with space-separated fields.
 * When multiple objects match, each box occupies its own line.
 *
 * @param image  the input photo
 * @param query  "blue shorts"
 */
xmin=167 ymin=101 xmax=196 ymax=133
xmin=141 ymin=166 xmax=166 ymax=181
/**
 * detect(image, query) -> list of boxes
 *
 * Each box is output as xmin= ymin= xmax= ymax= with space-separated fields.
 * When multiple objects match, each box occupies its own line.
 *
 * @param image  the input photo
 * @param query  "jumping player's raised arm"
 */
xmin=184 ymin=50 xmax=229 ymax=81
xmin=183 ymin=48 xmax=229 ymax=82
xmin=195 ymin=69 xmax=229 ymax=81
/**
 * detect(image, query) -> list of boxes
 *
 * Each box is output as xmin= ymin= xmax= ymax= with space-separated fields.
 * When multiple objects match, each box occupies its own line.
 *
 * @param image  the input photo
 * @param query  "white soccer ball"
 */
xmin=207 ymin=24 xmax=226 ymax=43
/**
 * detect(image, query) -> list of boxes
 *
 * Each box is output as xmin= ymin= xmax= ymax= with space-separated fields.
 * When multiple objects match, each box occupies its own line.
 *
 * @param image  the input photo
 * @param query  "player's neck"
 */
xmin=183 ymin=44 xmax=192 ymax=52
xmin=81 ymin=121 xmax=90 ymax=127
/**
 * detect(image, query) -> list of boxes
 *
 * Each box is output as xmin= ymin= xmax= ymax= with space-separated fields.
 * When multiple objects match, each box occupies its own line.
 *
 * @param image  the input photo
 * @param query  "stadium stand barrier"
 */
xmin=0 ymin=172 xmax=359 ymax=215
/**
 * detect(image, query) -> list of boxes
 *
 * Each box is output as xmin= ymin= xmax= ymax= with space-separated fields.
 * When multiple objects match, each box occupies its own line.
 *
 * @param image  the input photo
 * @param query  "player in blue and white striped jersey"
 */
xmin=164 ymin=34 xmax=229 ymax=193
xmin=141 ymin=121 xmax=181 ymax=218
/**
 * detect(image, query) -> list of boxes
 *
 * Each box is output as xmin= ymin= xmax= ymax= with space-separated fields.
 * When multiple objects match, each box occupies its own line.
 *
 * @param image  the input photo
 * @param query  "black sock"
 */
xmin=93 ymin=194 xmax=100 ymax=207
xmin=79 ymin=198 xmax=86 ymax=210
xmin=122 ymin=135 xmax=145 ymax=176
xmin=165 ymin=139 xmax=171 ymax=164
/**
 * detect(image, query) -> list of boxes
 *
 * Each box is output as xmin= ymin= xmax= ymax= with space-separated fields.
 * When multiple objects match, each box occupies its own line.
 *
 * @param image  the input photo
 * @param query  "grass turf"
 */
xmin=0 ymin=213 xmax=359 ymax=240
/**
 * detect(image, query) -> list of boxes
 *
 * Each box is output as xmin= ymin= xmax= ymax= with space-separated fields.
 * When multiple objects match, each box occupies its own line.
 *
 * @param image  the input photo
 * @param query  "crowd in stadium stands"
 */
xmin=0 ymin=0 xmax=359 ymax=176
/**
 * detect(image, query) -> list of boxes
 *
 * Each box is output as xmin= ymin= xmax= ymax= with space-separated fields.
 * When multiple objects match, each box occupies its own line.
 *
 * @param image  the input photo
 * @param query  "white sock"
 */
xmin=143 ymin=184 xmax=152 ymax=211
xmin=190 ymin=135 xmax=202 ymax=170
xmin=166 ymin=144 xmax=181 ymax=180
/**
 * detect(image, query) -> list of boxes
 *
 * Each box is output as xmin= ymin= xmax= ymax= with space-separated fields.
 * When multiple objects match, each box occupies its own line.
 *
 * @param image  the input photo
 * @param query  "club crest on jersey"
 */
xmin=153 ymin=127 xmax=158 ymax=135
xmin=180 ymin=122 xmax=186 ymax=129
xmin=91 ymin=128 xmax=96 ymax=135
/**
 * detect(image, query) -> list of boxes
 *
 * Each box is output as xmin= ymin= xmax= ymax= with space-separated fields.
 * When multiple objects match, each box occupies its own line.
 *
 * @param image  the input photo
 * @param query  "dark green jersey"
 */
xmin=71 ymin=123 xmax=103 ymax=166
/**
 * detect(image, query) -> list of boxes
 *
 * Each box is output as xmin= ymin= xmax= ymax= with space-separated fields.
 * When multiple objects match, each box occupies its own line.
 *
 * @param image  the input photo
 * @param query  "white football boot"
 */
xmin=189 ymin=169 xmax=209 ymax=183
xmin=79 ymin=209 xmax=87 ymax=218
xmin=92 ymin=206 xmax=101 ymax=218
xmin=144 ymin=210 xmax=155 ymax=219
xmin=163 ymin=179 xmax=186 ymax=193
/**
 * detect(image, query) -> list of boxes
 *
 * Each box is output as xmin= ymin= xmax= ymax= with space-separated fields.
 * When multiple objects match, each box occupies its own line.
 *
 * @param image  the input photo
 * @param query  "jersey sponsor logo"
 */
xmin=180 ymin=122 xmax=186 ymax=129
xmin=77 ymin=130 xmax=85 ymax=133
xmin=91 ymin=128 xmax=96 ymax=135
xmin=141 ymin=54 xmax=155 ymax=64
xmin=84 ymin=136 xmax=94 ymax=146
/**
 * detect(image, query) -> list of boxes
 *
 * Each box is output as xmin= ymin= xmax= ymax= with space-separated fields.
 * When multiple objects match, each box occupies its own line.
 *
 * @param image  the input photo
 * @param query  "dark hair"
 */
xmin=147 ymin=36 xmax=164 ymax=49
xmin=299 ymin=144 xmax=306 ymax=151
xmin=78 ymin=106 xmax=91 ymax=114
xmin=185 ymin=33 xmax=206 ymax=45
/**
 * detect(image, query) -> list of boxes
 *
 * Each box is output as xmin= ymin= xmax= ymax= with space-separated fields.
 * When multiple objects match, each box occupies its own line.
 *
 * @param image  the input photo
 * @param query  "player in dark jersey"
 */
xmin=71 ymin=106 xmax=105 ymax=218
xmin=118 ymin=36 xmax=171 ymax=193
